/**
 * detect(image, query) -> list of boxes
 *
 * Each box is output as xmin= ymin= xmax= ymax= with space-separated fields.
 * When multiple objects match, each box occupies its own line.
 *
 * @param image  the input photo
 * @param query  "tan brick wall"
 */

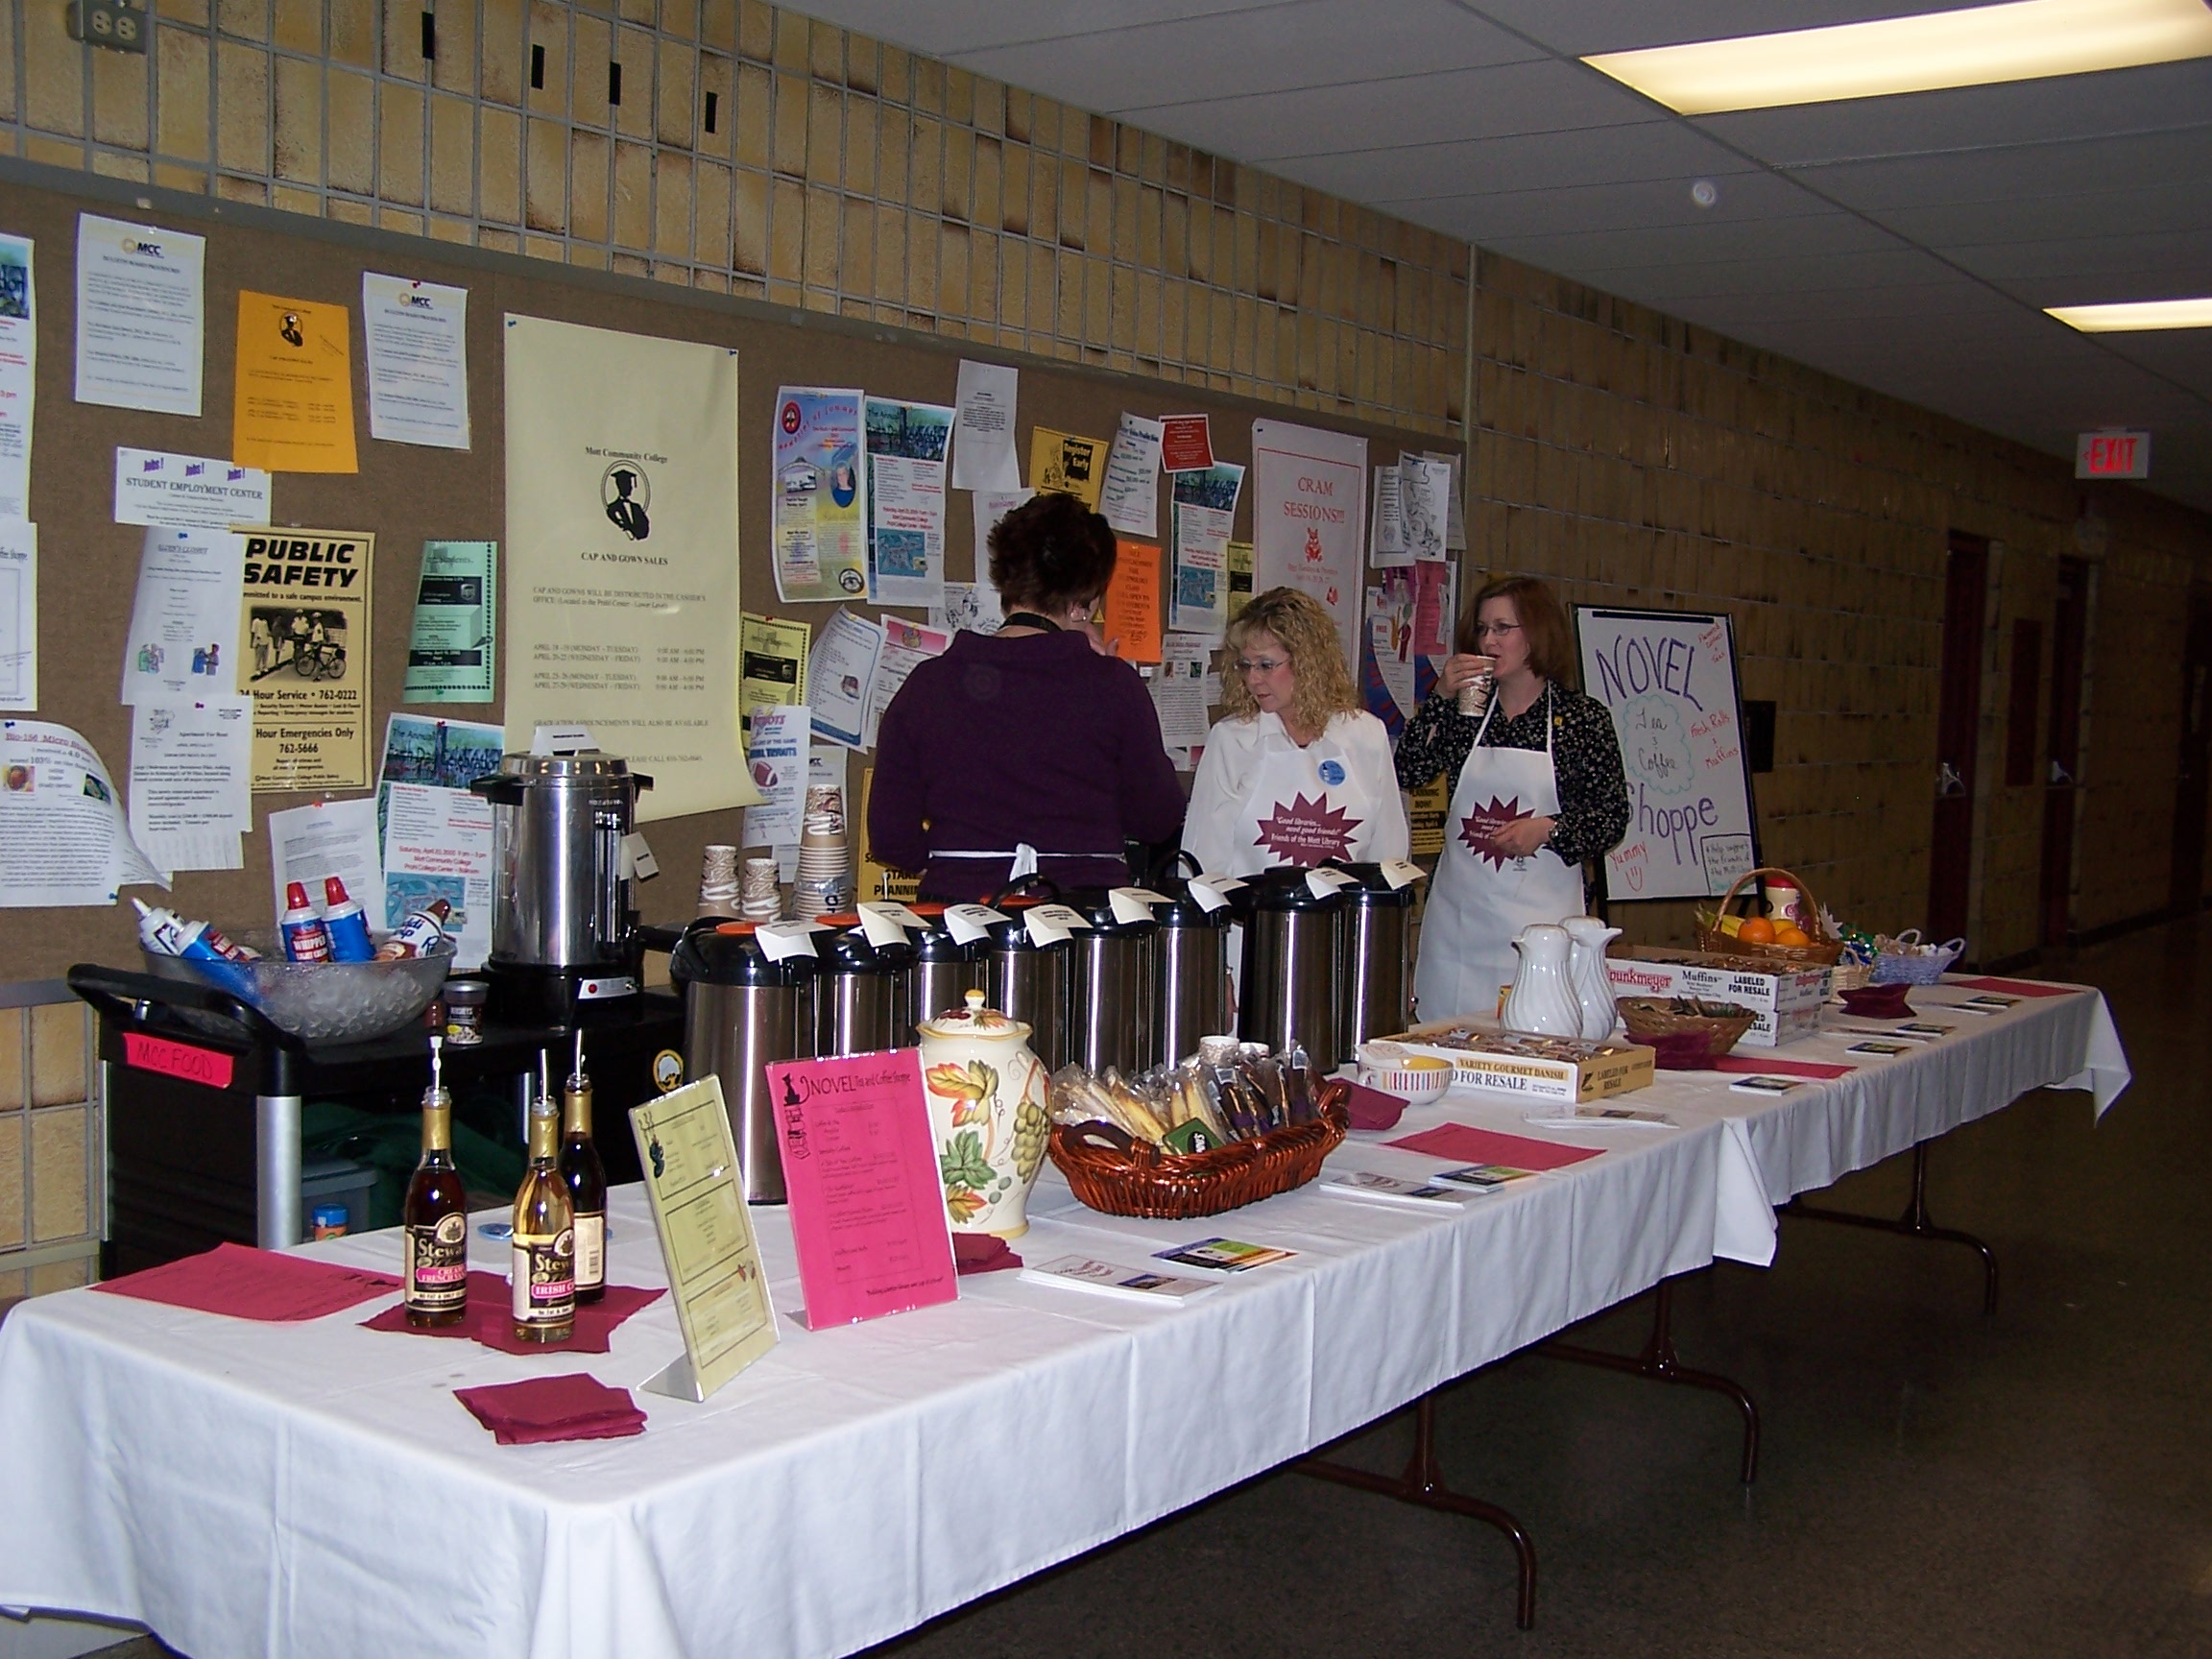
xmin=0 ymin=1001 xmax=100 ymax=1286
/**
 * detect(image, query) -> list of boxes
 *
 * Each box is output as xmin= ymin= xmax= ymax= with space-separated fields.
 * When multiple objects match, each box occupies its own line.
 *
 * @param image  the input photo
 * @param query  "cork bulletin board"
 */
xmin=0 ymin=159 xmax=1455 ymax=981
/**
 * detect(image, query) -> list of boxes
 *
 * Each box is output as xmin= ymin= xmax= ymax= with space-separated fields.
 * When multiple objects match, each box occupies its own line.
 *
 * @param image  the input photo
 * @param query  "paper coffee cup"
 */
xmin=1457 ymin=656 xmax=1496 ymax=717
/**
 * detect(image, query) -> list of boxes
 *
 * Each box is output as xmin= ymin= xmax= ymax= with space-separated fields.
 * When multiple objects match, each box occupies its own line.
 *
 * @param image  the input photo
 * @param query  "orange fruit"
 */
xmin=1737 ymin=917 xmax=1776 ymax=945
xmin=1772 ymin=924 xmax=1811 ymax=947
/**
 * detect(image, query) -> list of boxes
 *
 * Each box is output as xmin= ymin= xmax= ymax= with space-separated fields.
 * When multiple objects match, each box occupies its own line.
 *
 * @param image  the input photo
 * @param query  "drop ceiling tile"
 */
xmin=1953 ymin=228 xmax=2212 ymax=287
xmin=1418 ymin=170 xmax=1825 ymax=240
xmin=952 ymin=0 xmax=1539 ymax=116
xmin=1795 ymin=126 xmax=2212 ymax=213
xmin=1570 ymin=244 xmax=1959 ymax=300
xmin=1874 ymin=181 xmax=2212 ymax=249
xmin=1489 ymin=209 xmax=1905 ymax=276
xmin=1129 ymin=58 xmax=1653 ymax=161
xmin=775 ymin=0 xmax=1267 ymax=60
xmin=1279 ymin=121 xmax=1763 ymax=207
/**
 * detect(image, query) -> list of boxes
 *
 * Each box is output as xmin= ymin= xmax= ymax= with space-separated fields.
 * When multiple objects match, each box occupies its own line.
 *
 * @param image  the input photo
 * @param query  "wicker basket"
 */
xmin=1695 ymin=866 xmax=1845 ymax=967
xmin=1048 ymin=1087 xmax=1351 ymax=1220
xmin=1616 ymin=997 xmax=1757 ymax=1058
xmin=1871 ymin=930 xmax=1965 ymax=985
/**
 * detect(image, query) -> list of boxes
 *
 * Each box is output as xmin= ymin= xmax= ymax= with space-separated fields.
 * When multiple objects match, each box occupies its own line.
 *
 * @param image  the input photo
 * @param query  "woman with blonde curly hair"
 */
xmin=1182 ymin=587 xmax=1408 ymax=878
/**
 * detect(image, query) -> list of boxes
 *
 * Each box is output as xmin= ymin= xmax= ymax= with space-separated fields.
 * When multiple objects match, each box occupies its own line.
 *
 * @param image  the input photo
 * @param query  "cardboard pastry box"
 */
xmin=1384 ymin=1024 xmax=1657 ymax=1104
xmin=1603 ymin=946 xmax=1831 ymax=1047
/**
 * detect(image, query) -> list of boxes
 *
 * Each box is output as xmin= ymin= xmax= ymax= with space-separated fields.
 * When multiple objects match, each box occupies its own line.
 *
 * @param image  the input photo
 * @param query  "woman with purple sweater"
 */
xmin=869 ymin=493 xmax=1186 ymax=902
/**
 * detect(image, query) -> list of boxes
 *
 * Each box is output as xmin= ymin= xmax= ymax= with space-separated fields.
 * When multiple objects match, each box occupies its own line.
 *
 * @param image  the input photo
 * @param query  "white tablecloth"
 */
xmin=1640 ymin=978 xmax=2130 ymax=1265
xmin=0 ymin=1104 xmax=1720 ymax=1659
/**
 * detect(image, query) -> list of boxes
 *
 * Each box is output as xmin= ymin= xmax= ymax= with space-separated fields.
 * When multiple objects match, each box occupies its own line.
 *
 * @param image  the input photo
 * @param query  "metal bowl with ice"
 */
xmin=141 ymin=929 xmax=455 ymax=1044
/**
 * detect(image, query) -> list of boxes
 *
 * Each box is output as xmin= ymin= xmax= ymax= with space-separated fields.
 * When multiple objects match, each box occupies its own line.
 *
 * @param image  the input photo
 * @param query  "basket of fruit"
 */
xmin=1695 ymin=866 xmax=1844 ymax=967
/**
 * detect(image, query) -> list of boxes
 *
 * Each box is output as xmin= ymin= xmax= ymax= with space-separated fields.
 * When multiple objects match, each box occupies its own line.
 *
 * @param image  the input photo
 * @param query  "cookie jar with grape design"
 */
xmin=916 ymin=989 xmax=1053 ymax=1238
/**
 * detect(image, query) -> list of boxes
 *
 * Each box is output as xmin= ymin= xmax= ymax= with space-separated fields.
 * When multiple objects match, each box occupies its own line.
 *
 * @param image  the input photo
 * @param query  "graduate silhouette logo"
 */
xmin=1254 ymin=793 xmax=1360 ymax=866
xmin=1459 ymin=795 xmax=1535 ymax=870
xmin=278 ymin=312 xmax=304 ymax=348
xmin=602 ymin=462 xmax=652 ymax=541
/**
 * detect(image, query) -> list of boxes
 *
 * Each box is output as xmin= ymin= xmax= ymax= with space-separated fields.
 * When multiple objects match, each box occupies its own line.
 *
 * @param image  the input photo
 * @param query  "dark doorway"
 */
xmin=2040 ymin=558 xmax=2089 ymax=947
xmin=2171 ymin=586 xmax=2212 ymax=915
xmin=1928 ymin=534 xmax=1989 ymax=947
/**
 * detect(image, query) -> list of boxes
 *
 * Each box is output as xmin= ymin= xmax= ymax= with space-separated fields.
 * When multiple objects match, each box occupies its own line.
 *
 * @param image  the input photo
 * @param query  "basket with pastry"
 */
xmin=1046 ymin=1043 xmax=1350 ymax=1219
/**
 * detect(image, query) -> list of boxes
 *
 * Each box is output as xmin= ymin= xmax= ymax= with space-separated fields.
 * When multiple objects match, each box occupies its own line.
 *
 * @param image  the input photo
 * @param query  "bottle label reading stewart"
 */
xmin=512 ymin=1230 xmax=577 ymax=1323
xmin=572 ymin=1213 xmax=605 ymax=1290
xmin=404 ymin=1214 xmax=469 ymax=1310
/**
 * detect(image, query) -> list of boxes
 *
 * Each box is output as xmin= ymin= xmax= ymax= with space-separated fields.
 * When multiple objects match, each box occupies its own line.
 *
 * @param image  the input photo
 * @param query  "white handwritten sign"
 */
xmin=1575 ymin=607 xmax=1757 ymax=901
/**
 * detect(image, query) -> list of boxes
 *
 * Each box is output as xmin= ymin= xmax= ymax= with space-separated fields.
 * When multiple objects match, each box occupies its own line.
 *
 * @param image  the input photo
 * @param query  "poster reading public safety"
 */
xmin=502 ymin=315 xmax=757 ymax=821
xmin=236 ymin=527 xmax=374 ymax=791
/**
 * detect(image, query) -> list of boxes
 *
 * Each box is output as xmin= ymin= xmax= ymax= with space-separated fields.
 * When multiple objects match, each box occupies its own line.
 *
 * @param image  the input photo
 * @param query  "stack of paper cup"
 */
xmin=792 ymin=795 xmax=849 ymax=920
xmin=739 ymin=856 xmax=781 ymax=923
xmin=698 ymin=845 xmax=740 ymax=917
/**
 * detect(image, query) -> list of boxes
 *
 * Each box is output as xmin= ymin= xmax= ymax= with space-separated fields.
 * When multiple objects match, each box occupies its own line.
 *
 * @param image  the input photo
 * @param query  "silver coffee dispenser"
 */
xmin=905 ymin=904 xmax=988 ymax=1036
xmin=669 ymin=922 xmax=817 ymax=1204
xmin=1333 ymin=863 xmax=1419 ymax=1054
xmin=984 ymin=897 xmax=1073 ymax=1071
xmin=1149 ymin=878 xmax=1233 ymax=1069
xmin=1236 ymin=869 xmax=1347 ymax=1072
xmin=813 ymin=920 xmax=913 ymax=1056
xmin=470 ymin=751 xmax=653 ymax=1024
xmin=1066 ymin=890 xmax=1158 ymax=1074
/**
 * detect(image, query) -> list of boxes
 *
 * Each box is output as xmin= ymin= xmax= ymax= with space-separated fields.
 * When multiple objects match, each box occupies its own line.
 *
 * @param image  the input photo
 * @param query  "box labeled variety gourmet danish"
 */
xmin=1379 ymin=1026 xmax=1656 ymax=1104
xmin=1603 ymin=947 xmax=1830 ymax=1047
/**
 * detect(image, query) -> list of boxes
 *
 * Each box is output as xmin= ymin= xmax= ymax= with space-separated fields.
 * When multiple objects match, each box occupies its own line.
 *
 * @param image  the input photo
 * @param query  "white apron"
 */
xmin=1413 ymin=685 xmax=1585 ymax=1022
xmin=1222 ymin=716 xmax=1390 ymax=877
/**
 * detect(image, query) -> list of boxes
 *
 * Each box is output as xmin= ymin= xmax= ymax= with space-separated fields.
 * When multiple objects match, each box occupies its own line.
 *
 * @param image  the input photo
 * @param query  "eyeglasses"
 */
xmin=1236 ymin=657 xmax=1290 ymax=676
xmin=1474 ymin=622 xmax=1521 ymax=640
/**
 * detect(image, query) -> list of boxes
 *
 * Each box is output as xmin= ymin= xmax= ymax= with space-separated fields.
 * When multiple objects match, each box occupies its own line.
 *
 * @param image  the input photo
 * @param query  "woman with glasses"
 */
xmin=1395 ymin=574 xmax=1629 ymax=1021
xmin=1183 ymin=587 xmax=1408 ymax=878
xmin=870 ymin=492 xmax=1185 ymax=902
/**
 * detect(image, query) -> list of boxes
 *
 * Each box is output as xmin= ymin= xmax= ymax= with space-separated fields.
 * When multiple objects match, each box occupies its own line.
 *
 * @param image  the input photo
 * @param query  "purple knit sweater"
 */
xmin=868 ymin=630 xmax=1186 ymax=902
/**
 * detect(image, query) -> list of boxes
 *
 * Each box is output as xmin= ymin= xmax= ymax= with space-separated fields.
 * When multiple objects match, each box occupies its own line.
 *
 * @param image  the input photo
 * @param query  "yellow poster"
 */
xmin=230 ymin=291 xmax=359 ymax=473
xmin=1029 ymin=427 xmax=1107 ymax=508
xmin=739 ymin=613 xmax=809 ymax=738
xmin=1227 ymin=540 xmax=1255 ymax=619
xmin=855 ymin=767 xmax=920 ymax=903
xmin=237 ymin=528 xmax=373 ymax=790
xmin=1407 ymin=774 xmax=1449 ymax=858
xmin=503 ymin=315 xmax=758 ymax=821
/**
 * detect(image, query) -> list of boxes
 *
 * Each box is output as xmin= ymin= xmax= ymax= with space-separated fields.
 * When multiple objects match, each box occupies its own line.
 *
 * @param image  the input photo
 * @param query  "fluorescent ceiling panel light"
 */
xmin=1585 ymin=0 xmax=2212 ymax=114
xmin=2045 ymin=297 xmax=2212 ymax=331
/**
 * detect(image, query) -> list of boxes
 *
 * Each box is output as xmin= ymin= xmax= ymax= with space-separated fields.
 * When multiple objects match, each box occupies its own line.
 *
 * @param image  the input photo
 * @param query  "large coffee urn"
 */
xmin=669 ymin=922 xmax=815 ymax=1204
xmin=470 ymin=751 xmax=653 ymax=1024
xmin=1237 ymin=870 xmax=1347 ymax=1072
xmin=984 ymin=899 xmax=1073 ymax=1071
xmin=905 ymin=903 xmax=988 ymax=1036
xmin=814 ymin=918 xmax=913 ymax=1056
xmin=1150 ymin=881 xmax=1233 ymax=1069
xmin=1334 ymin=863 xmax=1417 ymax=1054
xmin=1066 ymin=890 xmax=1158 ymax=1074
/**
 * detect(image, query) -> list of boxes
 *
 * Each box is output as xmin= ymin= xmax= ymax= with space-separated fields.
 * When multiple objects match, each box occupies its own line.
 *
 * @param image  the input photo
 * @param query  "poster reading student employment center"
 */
xmin=234 ymin=528 xmax=374 ymax=791
xmin=503 ymin=315 xmax=757 ymax=821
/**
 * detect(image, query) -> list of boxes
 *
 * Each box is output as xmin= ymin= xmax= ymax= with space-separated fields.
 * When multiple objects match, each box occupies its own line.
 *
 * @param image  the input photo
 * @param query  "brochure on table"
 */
xmin=764 ymin=1049 xmax=958 ymax=1330
xmin=630 ymin=1076 xmax=779 ymax=1403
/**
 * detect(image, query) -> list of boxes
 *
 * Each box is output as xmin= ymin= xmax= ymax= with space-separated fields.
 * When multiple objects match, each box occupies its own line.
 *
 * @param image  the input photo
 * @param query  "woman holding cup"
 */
xmin=1394 ymin=575 xmax=1629 ymax=1021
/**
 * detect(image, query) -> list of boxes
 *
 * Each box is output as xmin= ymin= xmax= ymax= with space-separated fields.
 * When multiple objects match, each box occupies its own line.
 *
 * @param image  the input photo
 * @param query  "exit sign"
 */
xmin=2076 ymin=429 xmax=2151 ymax=479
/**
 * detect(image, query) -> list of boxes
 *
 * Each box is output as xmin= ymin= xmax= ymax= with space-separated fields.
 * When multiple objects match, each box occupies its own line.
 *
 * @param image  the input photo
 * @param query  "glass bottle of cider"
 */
xmin=402 ymin=1037 xmax=469 ymax=1329
xmin=560 ymin=1031 xmax=608 ymax=1306
xmin=512 ymin=1060 xmax=577 ymax=1343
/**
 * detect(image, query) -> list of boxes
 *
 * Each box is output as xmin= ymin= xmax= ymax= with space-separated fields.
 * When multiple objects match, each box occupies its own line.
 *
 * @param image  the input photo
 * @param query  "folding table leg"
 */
xmin=1298 ymin=1392 xmax=1538 ymax=1629
xmin=1539 ymin=1276 xmax=1761 ymax=1484
xmin=1783 ymin=1140 xmax=1999 ymax=1315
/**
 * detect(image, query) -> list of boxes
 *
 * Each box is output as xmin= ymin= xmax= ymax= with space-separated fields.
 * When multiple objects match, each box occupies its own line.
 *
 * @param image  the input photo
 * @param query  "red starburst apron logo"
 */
xmin=1254 ymin=793 xmax=1361 ymax=865
xmin=1458 ymin=795 xmax=1533 ymax=870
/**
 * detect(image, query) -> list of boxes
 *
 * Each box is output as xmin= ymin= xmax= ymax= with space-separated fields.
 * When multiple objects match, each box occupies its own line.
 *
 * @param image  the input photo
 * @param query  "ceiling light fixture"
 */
xmin=1584 ymin=0 xmax=2212 ymax=115
xmin=2045 ymin=297 xmax=2212 ymax=332
xmin=1689 ymin=179 xmax=1719 ymax=207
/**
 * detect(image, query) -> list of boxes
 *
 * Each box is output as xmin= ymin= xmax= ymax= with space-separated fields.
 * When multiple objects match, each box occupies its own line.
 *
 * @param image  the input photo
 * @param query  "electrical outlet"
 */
xmin=67 ymin=0 xmax=148 ymax=53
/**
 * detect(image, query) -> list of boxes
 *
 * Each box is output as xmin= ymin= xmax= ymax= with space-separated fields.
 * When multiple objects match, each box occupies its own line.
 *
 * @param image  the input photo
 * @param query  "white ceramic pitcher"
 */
xmin=1562 ymin=916 xmax=1623 ymax=1041
xmin=1502 ymin=924 xmax=1584 ymax=1037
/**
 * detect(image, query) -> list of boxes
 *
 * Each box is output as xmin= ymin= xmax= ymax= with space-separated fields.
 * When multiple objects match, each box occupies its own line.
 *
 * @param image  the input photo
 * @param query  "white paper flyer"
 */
xmin=0 ymin=520 xmax=35 ymax=710
xmin=0 ymin=720 xmax=165 ymax=906
xmin=112 ymin=447 xmax=273 ymax=532
xmin=382 ymin=781 xmax=493 ymax=970
xmin=0 ymin=233 xmax=35 ymax=521
xmin=865 ymin=396 xmax=952 ymax=609
xmin=950 ymin=359 xmax=1020 ymax=492
xmin=121 ymin=527 xmax=246 ymax=705
xmin=362 ymin=273 xmax=471 ymax=449
xmin=806 ymin=609 xmax=882 ymax=751
xmin=75 ymin=213 xmax=205 ymax=418
xmin=128 ymin=695 xmax=252 ymax=874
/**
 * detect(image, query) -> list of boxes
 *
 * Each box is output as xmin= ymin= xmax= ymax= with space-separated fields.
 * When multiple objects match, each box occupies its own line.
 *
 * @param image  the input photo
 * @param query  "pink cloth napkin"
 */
xmin=1711 ymin=1055 xmax=1857 ymax=1081
xmin=361 ymin=1272 xmax=664 ymax=1355
xmin=454 ymin=1373 xmax=646 ymax=1446
xmin=953 ymin=1235 xmax=1023 ymax=1276
xmin=1951 ymin=975 xmax=2076 ymax=998
xmin=1383 ymin=1122 xmax=1604 ymax=1171
xmin=93 ymin=1242 xmax=398 ymax=1322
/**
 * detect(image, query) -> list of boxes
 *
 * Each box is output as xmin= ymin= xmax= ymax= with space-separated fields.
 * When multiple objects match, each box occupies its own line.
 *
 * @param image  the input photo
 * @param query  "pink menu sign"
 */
xmin=766 ymin=1048 xmax=958 ymax=1329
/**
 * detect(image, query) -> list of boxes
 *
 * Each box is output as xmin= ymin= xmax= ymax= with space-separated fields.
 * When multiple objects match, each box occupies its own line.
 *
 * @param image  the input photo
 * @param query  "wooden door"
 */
xmin=2039 ymin=558 xmax=2089 ymax=946
xmin=2171 ymin=586 xmax=2212 ymax=914
xmin=1928 ymin=534 xmax=1989 ymax=945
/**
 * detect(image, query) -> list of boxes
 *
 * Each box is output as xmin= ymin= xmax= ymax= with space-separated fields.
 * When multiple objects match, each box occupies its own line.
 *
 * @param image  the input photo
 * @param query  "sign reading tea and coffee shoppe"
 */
xmin=1575 ymin=607 xmax=1758 ymax=902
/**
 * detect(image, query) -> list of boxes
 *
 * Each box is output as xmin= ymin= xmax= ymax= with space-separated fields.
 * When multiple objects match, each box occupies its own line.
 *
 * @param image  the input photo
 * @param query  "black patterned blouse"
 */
xmin=1392 ymin=682 xmax=1632 ymax=866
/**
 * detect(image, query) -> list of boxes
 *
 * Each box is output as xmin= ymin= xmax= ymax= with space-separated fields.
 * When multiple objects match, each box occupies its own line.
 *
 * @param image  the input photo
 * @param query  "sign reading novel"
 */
xmin=1575 ymin=607 xmax=1757 ymax=902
